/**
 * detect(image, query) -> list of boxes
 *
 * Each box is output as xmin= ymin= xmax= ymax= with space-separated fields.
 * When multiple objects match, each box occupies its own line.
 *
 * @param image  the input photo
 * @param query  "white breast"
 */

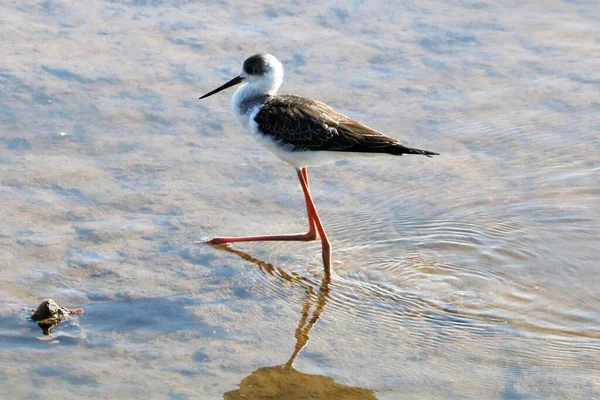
xmin=231 ymin=84 xmax=252 ymax=129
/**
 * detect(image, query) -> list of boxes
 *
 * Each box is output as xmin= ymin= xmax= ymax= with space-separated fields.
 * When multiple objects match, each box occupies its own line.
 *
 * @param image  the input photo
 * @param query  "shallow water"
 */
xmin=1 ymin=0 xmax=599 ymax=398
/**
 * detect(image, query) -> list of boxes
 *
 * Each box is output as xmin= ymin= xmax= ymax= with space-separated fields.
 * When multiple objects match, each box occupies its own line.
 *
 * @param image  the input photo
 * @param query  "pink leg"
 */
xmin=297 ymin=169 xmax=331 ymax=277
xmin=201 ymin=168 xmax=318 ymax=244
xmin=301 ymin=167 xmax=317 ymax=236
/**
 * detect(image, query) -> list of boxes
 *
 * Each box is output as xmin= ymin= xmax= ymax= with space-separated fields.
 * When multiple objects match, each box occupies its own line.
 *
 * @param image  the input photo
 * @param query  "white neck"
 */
xmin=231 ymin=83 xmax=269 ymax=128
xmin=233 ymin=79 xmax=276 ymax=103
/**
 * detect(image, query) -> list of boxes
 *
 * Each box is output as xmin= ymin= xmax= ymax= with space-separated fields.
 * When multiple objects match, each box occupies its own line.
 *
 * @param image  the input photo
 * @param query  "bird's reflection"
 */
xmin=215 ymin=245 xmax=377 ymax=400
xmin=284 ymin=273 xmax=329 ymax=369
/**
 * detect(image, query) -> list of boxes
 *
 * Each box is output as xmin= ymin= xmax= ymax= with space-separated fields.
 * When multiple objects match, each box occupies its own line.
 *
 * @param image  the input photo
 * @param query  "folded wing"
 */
xmin=254 ymin=95 xmax=439 ymax=157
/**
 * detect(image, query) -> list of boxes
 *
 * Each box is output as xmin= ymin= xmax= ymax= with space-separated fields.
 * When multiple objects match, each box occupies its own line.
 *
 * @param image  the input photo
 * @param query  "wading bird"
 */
xmin=197 ymin=54 xmax=438 ymax=278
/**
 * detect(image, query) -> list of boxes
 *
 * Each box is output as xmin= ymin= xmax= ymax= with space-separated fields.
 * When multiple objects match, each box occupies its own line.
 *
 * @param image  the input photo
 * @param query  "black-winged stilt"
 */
xmin=197 ymin=54 xmax=439 ymax=278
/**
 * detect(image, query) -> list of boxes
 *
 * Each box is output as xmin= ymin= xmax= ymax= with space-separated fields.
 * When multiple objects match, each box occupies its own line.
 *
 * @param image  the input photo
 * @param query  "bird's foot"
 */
xmin=188 ymin=238 xmax=226 ymax=245
xmin=205 ymin=237 xmax=228 ymax=245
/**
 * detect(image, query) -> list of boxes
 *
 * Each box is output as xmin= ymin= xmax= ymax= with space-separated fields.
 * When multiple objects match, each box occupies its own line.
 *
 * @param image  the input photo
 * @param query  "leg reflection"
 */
xmin=285 ymin=276 xmax=330 ymax=368
xmin=212 ymin=244 xmax=330 ymax=366
xmin=216 ymin=246 xmax=377 ymax=400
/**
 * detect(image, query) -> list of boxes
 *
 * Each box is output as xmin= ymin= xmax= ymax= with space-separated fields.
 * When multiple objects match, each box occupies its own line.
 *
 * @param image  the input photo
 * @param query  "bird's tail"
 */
xmin=388 ymin=143 xmax=440 ymax=158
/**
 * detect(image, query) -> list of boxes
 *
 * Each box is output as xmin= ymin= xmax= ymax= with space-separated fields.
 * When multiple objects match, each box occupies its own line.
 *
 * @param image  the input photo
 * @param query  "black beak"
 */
xmin=199 ymin=76 xmax=244 ymax=99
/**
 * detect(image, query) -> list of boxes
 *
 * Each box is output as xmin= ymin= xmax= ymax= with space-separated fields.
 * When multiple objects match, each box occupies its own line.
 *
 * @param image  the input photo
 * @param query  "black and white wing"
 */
xmin=253 ymin=95 xmax=439 ymax=157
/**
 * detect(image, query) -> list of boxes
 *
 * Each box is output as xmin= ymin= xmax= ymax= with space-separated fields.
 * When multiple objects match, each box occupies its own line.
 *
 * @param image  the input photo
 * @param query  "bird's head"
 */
xmin=200 ymin=53 xmax=284 ymax=100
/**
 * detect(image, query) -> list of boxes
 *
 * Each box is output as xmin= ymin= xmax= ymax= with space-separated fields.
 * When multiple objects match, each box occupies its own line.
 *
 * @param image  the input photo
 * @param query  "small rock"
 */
xmin=31 ymin=299 xmax=83 ymax=335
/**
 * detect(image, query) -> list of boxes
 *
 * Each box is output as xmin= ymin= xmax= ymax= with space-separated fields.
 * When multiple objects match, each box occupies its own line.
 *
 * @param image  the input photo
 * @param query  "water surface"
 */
xmin=0 ymin=0 xmax=598 ymax=398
